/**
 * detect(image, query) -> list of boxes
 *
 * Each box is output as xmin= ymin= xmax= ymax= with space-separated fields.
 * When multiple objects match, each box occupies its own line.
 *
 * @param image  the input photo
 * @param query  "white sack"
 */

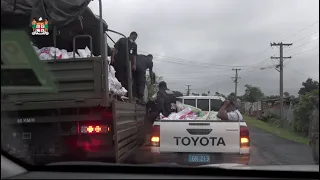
xmin=32 ymin=45 xmax=127 ymax=96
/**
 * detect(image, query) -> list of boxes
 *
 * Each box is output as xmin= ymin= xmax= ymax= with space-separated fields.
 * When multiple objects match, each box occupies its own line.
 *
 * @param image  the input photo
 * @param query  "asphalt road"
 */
xmin=248 ymin=125 xmax=315 ymax=165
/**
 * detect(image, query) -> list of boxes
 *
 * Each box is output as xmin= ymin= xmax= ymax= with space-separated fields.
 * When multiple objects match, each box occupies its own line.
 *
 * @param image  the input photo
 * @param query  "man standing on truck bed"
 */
xmin=133 ymin=54 xmax=154 ymax=101
xmin=111 ymin=32 xmax=138 ymax=92
xmin=148 ymin=81 xmax=177 ymax=123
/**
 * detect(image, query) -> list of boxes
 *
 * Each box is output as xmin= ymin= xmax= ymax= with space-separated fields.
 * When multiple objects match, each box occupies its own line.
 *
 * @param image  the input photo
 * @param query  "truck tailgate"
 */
xmin=159 ymin=120 xmax=240 ymax=153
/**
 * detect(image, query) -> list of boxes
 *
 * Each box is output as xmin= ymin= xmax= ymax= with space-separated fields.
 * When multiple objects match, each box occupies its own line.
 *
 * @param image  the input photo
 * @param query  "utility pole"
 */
xmin=270 ymin=42 xmax=292 ymax=126
xmin=186 ymin=85 xmax=191 ymax=96
xmin=232 ymin=68 xmax=241 ymax=98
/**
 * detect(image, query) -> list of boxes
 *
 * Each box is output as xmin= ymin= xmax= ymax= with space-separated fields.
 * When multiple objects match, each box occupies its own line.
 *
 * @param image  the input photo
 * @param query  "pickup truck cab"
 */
xmin=147 ymin=96 xmax=250 ymax=165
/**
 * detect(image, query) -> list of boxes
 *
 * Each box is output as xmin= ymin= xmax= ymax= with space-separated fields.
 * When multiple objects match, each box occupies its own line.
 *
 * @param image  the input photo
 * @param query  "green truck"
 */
xmin=1 ymin=0 xmax=147 ymax=165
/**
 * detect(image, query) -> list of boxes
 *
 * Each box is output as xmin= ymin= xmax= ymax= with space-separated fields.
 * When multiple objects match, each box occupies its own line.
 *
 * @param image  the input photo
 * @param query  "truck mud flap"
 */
xmin=112 ymin=101 xmax=139 ymax=163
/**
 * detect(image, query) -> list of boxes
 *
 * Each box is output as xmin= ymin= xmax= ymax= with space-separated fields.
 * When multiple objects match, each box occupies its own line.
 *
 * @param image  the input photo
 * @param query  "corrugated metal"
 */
xmin=113 ymin=101 xmax=145 ymax=163
xmin=136 ymin=104 xmax=146 ymax=145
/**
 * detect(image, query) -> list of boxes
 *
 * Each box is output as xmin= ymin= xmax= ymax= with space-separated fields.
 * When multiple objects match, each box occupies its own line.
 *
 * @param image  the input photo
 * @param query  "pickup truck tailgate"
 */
xmin=159 ymin=121 xmax=240 ymax=153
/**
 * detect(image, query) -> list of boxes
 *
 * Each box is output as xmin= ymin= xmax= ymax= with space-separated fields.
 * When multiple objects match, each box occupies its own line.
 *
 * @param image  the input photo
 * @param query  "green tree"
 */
xmin=242 ymin=84 xmax=264 ymax=102
xmin=215 ymin=92 xmax=226 ymax=98
xmin=293 ymin=89 xmax=319 ymax=135
xmin=284 ymin=92 xmax=290 ymax=97
xmin=228 ymin=92 xmax=236 ymax=99
xmin=298 ymin=78 xmax=319 ymax=96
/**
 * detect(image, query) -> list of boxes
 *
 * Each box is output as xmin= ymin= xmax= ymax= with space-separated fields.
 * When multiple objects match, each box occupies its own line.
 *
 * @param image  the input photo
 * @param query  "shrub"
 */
xmin=293 ymin=89 xmax=319 ymax=135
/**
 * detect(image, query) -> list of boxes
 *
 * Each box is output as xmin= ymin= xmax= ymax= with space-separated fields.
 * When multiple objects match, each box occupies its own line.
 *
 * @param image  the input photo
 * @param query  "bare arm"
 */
xmin=217 ymin=101 xmax=230 ymax=120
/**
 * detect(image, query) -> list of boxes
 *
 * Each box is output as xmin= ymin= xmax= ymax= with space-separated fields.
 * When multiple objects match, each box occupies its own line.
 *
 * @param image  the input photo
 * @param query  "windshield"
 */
xmin=1 ymin=0 xmax=319 ymax=172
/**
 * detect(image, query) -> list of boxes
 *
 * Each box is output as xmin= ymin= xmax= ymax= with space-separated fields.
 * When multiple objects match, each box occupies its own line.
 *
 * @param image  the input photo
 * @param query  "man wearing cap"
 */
xmin=111 ymin=31 xmax=138 ymax=92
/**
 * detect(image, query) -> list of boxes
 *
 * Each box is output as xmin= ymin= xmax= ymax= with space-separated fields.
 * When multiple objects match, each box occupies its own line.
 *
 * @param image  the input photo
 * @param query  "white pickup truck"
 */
xmin=147 ymin=96 xmax=250 ymax=165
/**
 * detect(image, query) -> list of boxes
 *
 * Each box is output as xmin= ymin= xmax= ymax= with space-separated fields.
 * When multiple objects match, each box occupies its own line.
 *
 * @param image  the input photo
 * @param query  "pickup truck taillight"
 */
xmin=151 ymin=125 xmax=160 ymax=146
xmin=240 ymin=125 xmax=250 ymax=148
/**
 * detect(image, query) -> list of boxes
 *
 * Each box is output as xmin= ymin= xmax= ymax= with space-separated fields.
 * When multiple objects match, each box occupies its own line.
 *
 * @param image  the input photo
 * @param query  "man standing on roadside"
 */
xmin=133 ymin=54 xmax=153 ymax=101
xmin=111 ymin=32 xmax=138 ymax=92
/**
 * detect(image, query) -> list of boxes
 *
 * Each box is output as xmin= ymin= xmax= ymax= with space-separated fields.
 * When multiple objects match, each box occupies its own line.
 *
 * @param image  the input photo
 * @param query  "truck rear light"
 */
xmin=151 ymin=136 xmax=160 ymax=142
xmin=151 ymin=125 xmax=160 ymax=146
xmin=240 ymin=126 xmax=250 ymax=148
xmin=80 ymin=125 xmax=110 ymax=134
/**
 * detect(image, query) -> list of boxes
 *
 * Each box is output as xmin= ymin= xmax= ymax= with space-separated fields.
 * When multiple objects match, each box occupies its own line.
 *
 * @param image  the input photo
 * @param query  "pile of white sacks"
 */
xmin=159 ymin=101 xmax=221 ymax=120
xmin=32 ymin=45 xmax=127 ymax=96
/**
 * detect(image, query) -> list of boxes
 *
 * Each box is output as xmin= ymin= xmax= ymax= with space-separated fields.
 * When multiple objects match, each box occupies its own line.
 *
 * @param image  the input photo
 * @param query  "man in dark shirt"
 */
xmin=147 ymin=81 xmax=177 ymax=124
xmin=156 ymin=81 xmax=177 ymax=117
xmin=111 ymin=32 xmax=138 ymax=92
xmin=133 ymin=54 xmax=153 ymax=101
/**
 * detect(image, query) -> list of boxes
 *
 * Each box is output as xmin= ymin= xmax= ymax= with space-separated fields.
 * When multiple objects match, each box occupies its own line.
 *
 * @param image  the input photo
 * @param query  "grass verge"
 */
xmin=243 ymin=115 xmax=309 ymax=144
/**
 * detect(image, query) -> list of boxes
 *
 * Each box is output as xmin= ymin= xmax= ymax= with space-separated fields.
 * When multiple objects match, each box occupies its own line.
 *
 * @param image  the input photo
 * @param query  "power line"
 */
xmin=285 ymin=66 xmax=313 ymax=79
xmin=280 ymin=21 xmax=319 ymax=41
xmin=284 ymin=46 xmax=319 ymax=67
xmin=186 ymin=62 xmax=273 ymax=91
xmin=290 ymin=46 xmax=319 ymax=57
xmin=140 ymin=50 xmax=244 ymax=67
xmin=292 ymin=31 xmax=318 ymax=44
xmin=287 ymin=37 xmax=319 ymax=52
xmin=140 ymin=50 xmax=275 ymax=69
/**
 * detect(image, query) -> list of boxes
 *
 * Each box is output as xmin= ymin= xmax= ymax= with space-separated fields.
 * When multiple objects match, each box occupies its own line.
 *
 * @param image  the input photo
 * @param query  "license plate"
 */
xmin=188 ymin=154 xmax=210 ymax=163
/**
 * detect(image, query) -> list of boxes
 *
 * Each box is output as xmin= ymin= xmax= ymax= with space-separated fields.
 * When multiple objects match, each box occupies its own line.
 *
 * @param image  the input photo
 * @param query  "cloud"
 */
xmin=89 ymin=0 xmax=319 ymax=96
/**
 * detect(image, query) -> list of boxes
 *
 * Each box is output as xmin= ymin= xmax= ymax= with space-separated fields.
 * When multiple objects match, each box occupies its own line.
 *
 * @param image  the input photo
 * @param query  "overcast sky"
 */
xmin=89 ymin=0 xmax=319 ymax=96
